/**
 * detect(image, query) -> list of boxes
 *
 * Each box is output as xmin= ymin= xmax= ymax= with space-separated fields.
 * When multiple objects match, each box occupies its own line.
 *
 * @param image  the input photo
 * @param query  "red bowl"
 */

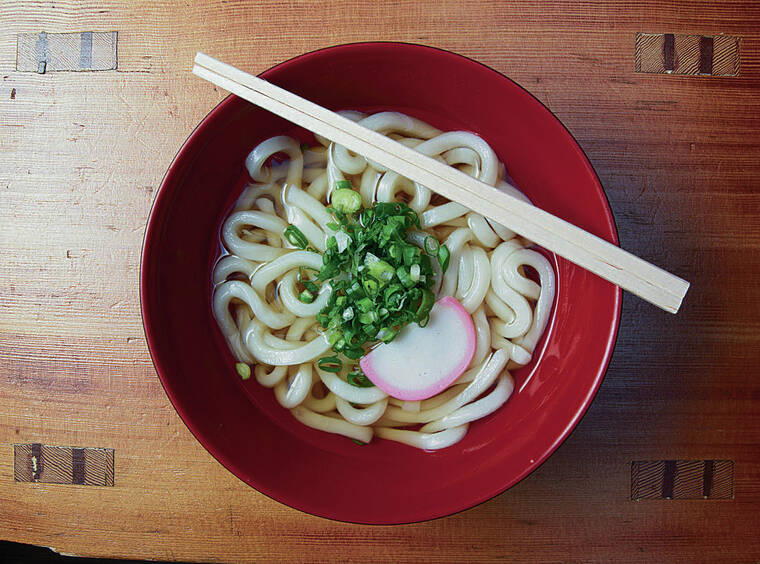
xmin=141 ymin=42 xmax=621 ymax=524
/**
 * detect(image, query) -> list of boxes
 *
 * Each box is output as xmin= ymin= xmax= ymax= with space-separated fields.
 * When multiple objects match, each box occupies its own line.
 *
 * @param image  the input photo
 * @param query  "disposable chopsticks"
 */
xmin=192 ymin=52 xmax=690 ymax=313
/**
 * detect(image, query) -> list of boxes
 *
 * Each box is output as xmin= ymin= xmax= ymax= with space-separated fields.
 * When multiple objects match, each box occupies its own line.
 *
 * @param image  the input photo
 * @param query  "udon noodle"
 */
xmin=212 ymin=111 xmax=555 ymax=450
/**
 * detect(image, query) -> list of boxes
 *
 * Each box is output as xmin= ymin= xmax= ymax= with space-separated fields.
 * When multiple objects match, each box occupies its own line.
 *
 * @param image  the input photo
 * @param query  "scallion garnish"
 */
xmin=235 ymin=362 xmax=251 ymax=380
xmin=317 ymin=356 xmax=343 ymax=373
xmin=347 ymin=369 xmax=374 ymax=388
xmin=284 ymin=225 xmax=309 ymax=249
xmin=332 ymin=188 xmax=362 ymax=214
xmin=313 ymin=200 xmax=445 ymax=361
xmin=438 ymin=244 xmax=451 ymax=273
xmin=298 ymin=290 xmax=314 ymax=303
xmin=424 ymin=235 xmax=440 ymax=254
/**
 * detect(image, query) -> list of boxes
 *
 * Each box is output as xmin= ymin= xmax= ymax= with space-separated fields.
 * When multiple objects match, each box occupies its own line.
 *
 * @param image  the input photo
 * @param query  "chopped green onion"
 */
xmin=424 ymin=236 xmax=440 ymax=254
xmin=357 ymin=297 xmax=374 ymax=312
xmin=376 ymin=327 xmax=398 ymax=342
xmin=402 ymin=245 xmax=418 ymax=266
xmin=365 ymin=253 xmax=395 ymax=285
xmin=298 ymin=290 xmax=314 ymax=303
xmin=335 ymin=179 xmax=352 ymax=190
xmin=300 ymin=142 xmax=310 ymax=151
xmin=416 ymin=288 xmax=435 ymax=321
xmin=303 ymin=280 xmax=319 ymax=293
xmin=438 ymin=244 xmax=451 ymax=273
xmin=358 ymin=311 xmax=379 ymax=325
xmin=347 ymin=282 xmax=363 ymax=298
xmin=317 ymin=356 xmax=343 ymax=373
xmin=343 ymin=346 xmax=364 ymax=360
xmin=297 ymin=267 xmax=320 ymax=293
xmin=396 ymin=266 xmax=414 ymax=288
xmin=235 ymin=362 xmax=251 ymax=380
xmin=362 ymin=278 xmax=379 ymax=295
xmin=328 ymin=332 xmax=342 ymax=346
xmin=347 ymin=370 xmax=375 ymax=388
xmin=410 ymin=263 xmax=421 ymax=282
xmin=351 ymin=439 xmax=366 ymax=445
xmin=284 ymin=225 xmax=309 ymax=249
xmin=314 ymin=200 xmax=442 ymax=358
xmin=332 ymin=188 xmax=362 ymax=214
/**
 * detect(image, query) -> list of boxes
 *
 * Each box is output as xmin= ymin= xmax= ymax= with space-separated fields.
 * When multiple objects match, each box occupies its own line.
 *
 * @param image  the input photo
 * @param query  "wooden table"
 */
xmin=1 ymin=1 xmax=759 ymax=562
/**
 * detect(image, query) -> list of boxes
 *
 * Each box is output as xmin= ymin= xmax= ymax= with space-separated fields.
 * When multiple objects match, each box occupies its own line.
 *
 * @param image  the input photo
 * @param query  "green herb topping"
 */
xmin=304 ymin=184 xmax=449 ymax=371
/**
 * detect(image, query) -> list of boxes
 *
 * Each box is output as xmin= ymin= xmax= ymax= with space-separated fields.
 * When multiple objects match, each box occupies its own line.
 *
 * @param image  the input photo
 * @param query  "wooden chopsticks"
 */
xmin=192 ymin=52 xmax=690 ymax=313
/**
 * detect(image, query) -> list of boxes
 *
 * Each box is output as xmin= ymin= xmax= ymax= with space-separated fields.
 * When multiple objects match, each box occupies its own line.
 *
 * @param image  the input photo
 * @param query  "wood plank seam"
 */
xmin=16 ymin=32 xmax=118 ymax=73
xmin=13 ymin=444 xmax=115 ymax=486
xmin=634 ymin=32 xmax=740 ymax=76
xmin=631 ymin=460 xmax=734 ymax=500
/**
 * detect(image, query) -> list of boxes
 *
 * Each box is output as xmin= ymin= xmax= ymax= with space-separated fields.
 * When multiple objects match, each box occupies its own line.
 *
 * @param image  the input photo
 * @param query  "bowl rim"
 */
xmin=140 ymin=41 xmax=622 ymax=524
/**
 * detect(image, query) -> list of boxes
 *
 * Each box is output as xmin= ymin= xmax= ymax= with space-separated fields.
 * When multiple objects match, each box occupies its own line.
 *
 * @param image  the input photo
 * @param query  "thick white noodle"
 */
xmin=373 ymin=424 xmax=468 ymax=450
xmin=307 ymin=173 xmax=328 ymax=200
xmin=285 ymin=316 xmax=316 ymax=340
xmin=212 ymin=255 xmax=258 ymax=285
xmin=381 ymin=350 xmax=508 ymax=424
xmin=243 ymin=319 xmax=331 ymax=365
xmin=333 ymin=143 xmax=367 ymax=175
xmin=471 ymin=306 xmax=491 ymax=368
xmin=413 ymin=131 xmax=499 ymax=185
xmin=325 ymin=143 xmax=345 ymax=202
xmin=291 ymin=406 xmax=373 ymax=443
xmin=512 ymin=250 xmax=556 ymax=354
xmin=316 ymin=366 xmax=389 ymax=405
xmin=455 ymin=246 xmax=491 ymax=314
xmin=359 ymin=167 xmax=381 ymax=208
xmin=467 ymin=213 xmax=501 ymax=249
xmin=421 ymin=201 xmax=468 ymax=228
xmin=274 ymin=364 xmax=313 ymax=408
xmin=360 ymin=111 xmax=441 ymax=139
xmin=420 ymin=373 xmax=514 ymax=433
xmin=491 ymin=334 xmax=532 ymax=366
xmin=376 ymin=171 xmax=431 ymax=214
xmin=360 ymin=112 xmax=442 ymax=172
xmin=255 ymin=364 xmax=288 ymax=388
xmin=251 ymin=250 xmax=322 ymax=293
xmin=245 ymin=136 xmax=303 ymax=186
xmin=222 ymin=210 xmax=289 ymax=262
xmin=278 ymin=271 xmax=332 ymax=317
xmin=234 ymin=183 xmax=280 ymax=212
xmin=284 ymin=185 xmax=333 ymax=229
xmin=440 ymin=228 xmax=473 ymax=297
xmin=443 ymin=147 xmax=480 ymax=178
xmin=456 ymin=246 xmax=474 ymax=299
xmin=335 ymin=397 xmax=389 ymax=426
xmin=302 ymin=385 xmax=337 ymax=413
xmin=284 ymin=207 xmax=326 ymax=251
xmin=213 ymin=280 xmax=294 ymax=331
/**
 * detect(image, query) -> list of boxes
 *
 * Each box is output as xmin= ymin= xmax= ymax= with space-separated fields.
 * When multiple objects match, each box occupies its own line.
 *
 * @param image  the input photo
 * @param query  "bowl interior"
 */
xmin=141 ymin=43 xmax=620 ymax=524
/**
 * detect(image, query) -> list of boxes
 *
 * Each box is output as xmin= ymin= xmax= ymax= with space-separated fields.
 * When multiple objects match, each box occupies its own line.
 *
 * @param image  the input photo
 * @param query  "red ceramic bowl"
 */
xmin=141 ymin=42 xmax=621 ymax=524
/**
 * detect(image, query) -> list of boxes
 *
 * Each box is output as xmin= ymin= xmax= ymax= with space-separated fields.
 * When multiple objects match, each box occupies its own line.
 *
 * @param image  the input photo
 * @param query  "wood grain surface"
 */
xmin=1 ymin=1 xmax=759 ymax=562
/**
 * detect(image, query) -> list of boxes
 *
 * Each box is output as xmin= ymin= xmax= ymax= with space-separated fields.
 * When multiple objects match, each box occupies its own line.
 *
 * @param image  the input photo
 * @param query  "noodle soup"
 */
xmin=212 ymin=111 xmax=555 ymax=450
